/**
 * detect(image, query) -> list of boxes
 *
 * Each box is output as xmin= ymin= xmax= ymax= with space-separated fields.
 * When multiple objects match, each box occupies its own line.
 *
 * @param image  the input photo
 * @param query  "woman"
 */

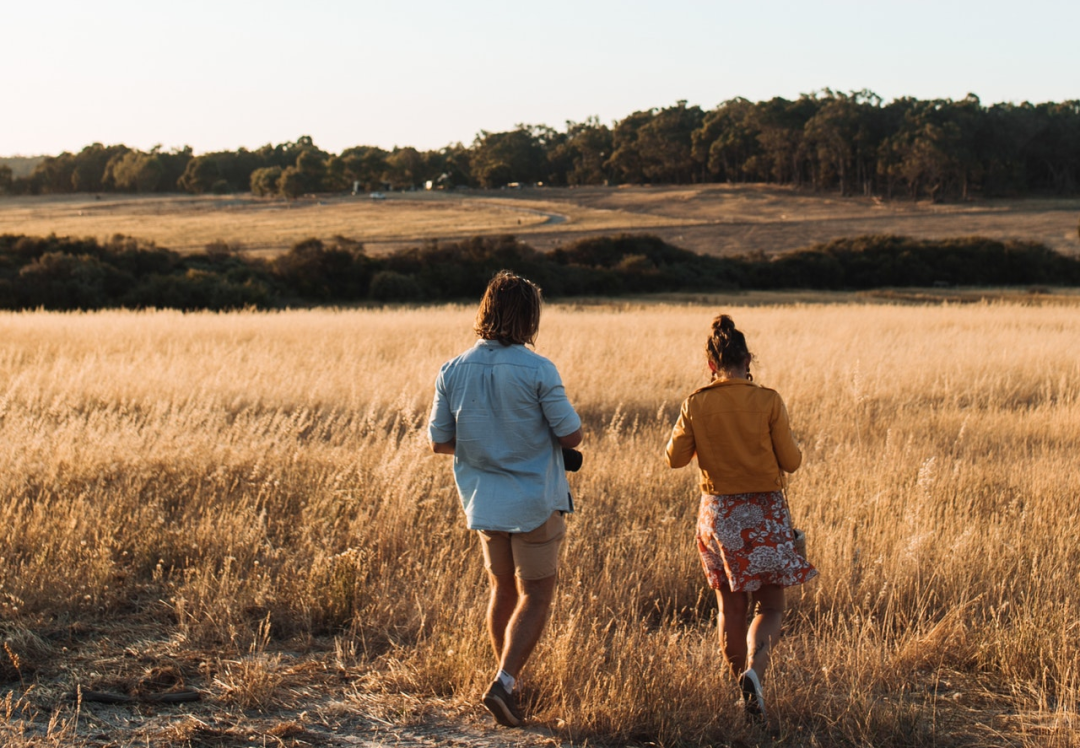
xmin=666 ymin=314 xmax=816 ymax=722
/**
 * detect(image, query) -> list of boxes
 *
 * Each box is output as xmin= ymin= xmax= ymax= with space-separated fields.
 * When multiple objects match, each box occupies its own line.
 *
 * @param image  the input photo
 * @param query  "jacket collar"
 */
xmin=692 ymin=377 xmax=756 ymax=395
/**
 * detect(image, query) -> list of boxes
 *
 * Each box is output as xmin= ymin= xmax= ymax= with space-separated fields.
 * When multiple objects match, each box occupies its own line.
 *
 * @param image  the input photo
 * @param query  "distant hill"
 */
xmin=0 ymin=155 xmax=45 ymax=178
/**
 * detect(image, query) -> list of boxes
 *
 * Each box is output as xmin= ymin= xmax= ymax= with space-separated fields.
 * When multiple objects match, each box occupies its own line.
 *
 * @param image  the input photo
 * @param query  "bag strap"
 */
xmin=780 ymin=485 xmax=795 ymax=525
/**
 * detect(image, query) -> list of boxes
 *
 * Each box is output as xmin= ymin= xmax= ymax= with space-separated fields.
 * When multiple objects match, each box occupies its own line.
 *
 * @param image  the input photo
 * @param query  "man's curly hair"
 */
xmin=474 ymin=270 xmax=542 ymax=346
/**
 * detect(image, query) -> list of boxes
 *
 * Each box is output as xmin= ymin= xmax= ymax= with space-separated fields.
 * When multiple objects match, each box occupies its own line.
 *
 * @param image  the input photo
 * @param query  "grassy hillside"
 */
xmin=2 ymin=186 xmax=1078 ymax=258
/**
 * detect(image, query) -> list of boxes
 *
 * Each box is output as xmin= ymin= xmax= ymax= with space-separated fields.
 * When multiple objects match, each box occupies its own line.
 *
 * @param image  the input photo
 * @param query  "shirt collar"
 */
xmin=475 ymin=338 xmax=519 ymax=348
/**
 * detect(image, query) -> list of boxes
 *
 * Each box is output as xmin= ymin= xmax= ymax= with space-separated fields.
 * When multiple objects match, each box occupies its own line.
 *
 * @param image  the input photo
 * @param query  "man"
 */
xmin=428 ymin=270 xmax=582 ymax=727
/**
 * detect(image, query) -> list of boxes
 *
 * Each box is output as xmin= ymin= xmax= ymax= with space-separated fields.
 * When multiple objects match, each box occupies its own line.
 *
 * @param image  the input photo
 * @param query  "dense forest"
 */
xmin=2 ymin=232 xmax=1076 ymax=311
xmin=2 ymin=91 xmax=1079 ymax=201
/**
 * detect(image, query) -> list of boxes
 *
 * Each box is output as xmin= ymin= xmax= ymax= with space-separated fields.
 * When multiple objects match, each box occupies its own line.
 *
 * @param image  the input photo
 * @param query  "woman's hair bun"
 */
xmin=714 ymin=314 xmax=736 ymax=334
xmin=706 ymin=313 xmax=752 ymax=379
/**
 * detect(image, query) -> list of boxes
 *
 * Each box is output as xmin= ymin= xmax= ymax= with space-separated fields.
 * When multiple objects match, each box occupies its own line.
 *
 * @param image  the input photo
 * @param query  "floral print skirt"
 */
xmin=696 ymin=491 xmax=817 ymax=592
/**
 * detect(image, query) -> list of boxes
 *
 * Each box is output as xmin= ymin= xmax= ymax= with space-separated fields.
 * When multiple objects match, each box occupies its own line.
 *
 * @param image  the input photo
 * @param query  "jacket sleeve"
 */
xmin=769 ymin=395 xmax=802 ymax=473
xmin=665 ymin=399 xmax=696 ymax=468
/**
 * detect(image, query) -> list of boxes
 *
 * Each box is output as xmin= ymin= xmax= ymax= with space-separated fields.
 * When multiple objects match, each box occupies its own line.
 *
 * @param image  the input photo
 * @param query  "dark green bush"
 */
xmin=124 ymin=271 xmax=270 ymax=311
xmin=1 ymin=232 xmax=1078 ymax=310
xmin=15 ymin=252 xmax=129 ymax=310
xmin=369 ymin=270 xmax=422 ymax=302
xmin=272 ymin=238 xmax=372 ymax=301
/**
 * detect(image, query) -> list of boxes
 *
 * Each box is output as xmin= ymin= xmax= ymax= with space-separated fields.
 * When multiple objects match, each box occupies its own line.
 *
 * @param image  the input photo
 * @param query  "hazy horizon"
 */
xmin=5 ymin=0 xmax=1079 ymax=158
xmin=3 ymin=88 xmax=1076 ymax=161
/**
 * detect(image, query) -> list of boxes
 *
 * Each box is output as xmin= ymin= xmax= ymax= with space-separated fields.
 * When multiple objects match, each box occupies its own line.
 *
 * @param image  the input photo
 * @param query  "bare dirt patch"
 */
xmin=0 ymin=621 xmax=1031 ymax=748
xmin=0 ymin=623 xmax=569 ymax=747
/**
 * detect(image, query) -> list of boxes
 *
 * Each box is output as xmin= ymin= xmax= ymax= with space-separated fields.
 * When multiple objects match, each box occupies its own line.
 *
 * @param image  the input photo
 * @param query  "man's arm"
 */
xmin=428 ymin=367 xmax=457 ymax=455
xmin=431 ymin=437 xmax=456 ymax=455
xmin=557 ymin=429 xmax=582 ymax=449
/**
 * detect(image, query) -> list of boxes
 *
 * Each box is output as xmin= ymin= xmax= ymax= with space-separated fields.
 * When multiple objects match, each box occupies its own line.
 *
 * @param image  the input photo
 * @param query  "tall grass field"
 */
xmin=1 ymin=299 xmax=1078 ymax=746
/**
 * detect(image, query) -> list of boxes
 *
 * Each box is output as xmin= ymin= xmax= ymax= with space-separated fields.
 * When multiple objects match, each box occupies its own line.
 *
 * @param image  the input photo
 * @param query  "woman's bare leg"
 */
xmin=746 ymin=584 xmax=785 ymax=682
xmin=716 ymin=586 xmax=749 ymax=678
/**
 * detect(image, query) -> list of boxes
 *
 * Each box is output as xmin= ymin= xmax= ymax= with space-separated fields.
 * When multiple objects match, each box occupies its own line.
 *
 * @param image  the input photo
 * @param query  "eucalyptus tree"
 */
xmin=606 ymin=109 xmax=654 ymax=184
xmin=692 ymin=97 xmax=760 ymax=183
xmin=340 ymin=146 xmax=390 ymax=192
xmin=747 ymin=96 xmax=816 ymax=186
xmin=555 ymin=117 xmax=614 ymax=186
xmin=469 ymin=126 xmax=547 ymax=187
xmin=634 ymin=100 xmax=705 ymax=183
xmin=803 ymin=90 xmax=883 ymax=196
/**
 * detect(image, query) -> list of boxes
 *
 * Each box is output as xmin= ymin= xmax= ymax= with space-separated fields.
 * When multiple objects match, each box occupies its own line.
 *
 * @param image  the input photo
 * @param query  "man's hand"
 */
xmin=431 ymin=438 xmax=456 ymax=455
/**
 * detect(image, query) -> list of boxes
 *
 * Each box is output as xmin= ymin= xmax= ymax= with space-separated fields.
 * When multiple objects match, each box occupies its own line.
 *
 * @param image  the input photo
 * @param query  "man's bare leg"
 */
xmin=487 ymin=571 xmax=519 ymax=661
xmin=499 ymin=574 xmax=557 ymax=679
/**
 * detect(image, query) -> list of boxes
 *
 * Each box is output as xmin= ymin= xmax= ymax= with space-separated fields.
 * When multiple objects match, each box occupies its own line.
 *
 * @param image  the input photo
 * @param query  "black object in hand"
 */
xmin=562 ymin=448 xmax=583 ymax=472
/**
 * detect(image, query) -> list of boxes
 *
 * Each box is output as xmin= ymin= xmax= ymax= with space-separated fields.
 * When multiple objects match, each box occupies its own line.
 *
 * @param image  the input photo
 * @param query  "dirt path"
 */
xmin=0 ymin=614 xmax=1050 ymax=746
xmin=1 ymin=685 xmax=571 ymax=747
xmin=0 ymin=619 xmax=570 ymax=748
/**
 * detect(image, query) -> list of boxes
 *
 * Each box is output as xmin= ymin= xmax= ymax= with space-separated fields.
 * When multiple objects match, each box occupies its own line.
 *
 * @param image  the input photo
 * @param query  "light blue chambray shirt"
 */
xmin=428 ymin=339 xmax=581 ymax=533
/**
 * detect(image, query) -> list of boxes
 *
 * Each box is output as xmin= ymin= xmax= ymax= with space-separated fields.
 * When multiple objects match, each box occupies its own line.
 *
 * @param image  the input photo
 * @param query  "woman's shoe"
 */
xmin=739 ymin=669 xmax=766 ymax=723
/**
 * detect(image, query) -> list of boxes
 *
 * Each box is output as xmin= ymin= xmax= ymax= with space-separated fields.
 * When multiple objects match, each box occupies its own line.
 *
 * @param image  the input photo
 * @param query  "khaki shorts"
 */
xmin=478 ymin=511 xmax=566 ymax=581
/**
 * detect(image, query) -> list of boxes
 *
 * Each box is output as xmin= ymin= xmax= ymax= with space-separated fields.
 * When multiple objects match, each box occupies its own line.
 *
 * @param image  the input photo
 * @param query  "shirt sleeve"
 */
xmin=665 ymin=398 xmax=696 ymax=468
xmin=536 ymin=362 xmax=581 ymax=438
xmin=769 ymin=395 xmax=802 ymax=473
xmin=427 ymin=367 xmax=456 ymax=444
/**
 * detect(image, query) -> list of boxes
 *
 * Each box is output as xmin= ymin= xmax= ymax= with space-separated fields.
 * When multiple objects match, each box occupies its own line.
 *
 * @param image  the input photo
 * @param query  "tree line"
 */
xmin=2 ymin=232 xmax=1076 ymax=311
xmin=2 ymin=91 xmax=1079 ymax=201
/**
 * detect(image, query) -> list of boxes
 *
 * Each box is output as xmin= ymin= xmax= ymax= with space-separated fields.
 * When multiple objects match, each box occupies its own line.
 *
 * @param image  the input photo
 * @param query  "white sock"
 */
xmin=496 ymin=669 xmax=516 ymax=692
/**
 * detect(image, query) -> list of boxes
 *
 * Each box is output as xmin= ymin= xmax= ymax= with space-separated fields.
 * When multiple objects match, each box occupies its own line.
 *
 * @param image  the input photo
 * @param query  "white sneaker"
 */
xmin=739 ymin=669 xmax=766 ymax=723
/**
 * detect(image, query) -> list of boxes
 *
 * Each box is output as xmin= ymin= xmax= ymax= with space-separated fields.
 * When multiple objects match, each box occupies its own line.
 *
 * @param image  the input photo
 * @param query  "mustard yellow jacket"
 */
xmin=666 ymin=377 xmax=801 ymax=495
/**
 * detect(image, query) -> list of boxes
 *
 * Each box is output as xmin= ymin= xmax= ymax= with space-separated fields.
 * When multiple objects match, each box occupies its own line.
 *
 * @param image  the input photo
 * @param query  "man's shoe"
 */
xmin=739 ymin=669 xmax=766 ymax=723
xmin=482 ymin=680 xmax=522 ymax=727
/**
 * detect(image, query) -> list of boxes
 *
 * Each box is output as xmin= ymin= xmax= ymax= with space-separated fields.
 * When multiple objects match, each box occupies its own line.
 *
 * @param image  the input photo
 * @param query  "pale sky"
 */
xmin=3 ymin=0 xmax=1078 ymax=157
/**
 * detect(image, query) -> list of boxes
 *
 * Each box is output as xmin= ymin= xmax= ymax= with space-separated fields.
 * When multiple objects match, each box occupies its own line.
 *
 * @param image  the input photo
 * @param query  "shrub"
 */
xmin=2 ymin=232 xmax=1078 ymax=311
xmin=124 ymin=270 xmax=270 ymax=311
xmin=250 ymin=167 xmax=283 ymax=197
xmin=272 ymin=238 xmax=371 ymax=301
xmin=15 ymin=252 xmax=120 ymax=310
xmin=369 ymin=270 xmax=422 ymax=302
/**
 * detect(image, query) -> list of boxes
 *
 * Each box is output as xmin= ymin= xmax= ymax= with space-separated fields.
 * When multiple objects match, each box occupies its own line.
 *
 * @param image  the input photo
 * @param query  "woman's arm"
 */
xmin=770 ymin=397 xmax=802 ymax=473
xmin=665 ymin=400 xmax=696 ymax=468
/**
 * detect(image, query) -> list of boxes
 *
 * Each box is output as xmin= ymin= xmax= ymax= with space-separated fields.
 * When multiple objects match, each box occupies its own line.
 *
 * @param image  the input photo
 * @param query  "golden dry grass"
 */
xmin=1 ymin=298 xmax=1079 ymax=746
xmin=0 ymin=191 xmax=681 ymax=257
xmin=519 ymin=185 xmax=1080 ymax=258
xmin=0 ymin=193 xmax=554 ymax=255
xmin=3 ymin=185 xmax=1078 ymax=259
